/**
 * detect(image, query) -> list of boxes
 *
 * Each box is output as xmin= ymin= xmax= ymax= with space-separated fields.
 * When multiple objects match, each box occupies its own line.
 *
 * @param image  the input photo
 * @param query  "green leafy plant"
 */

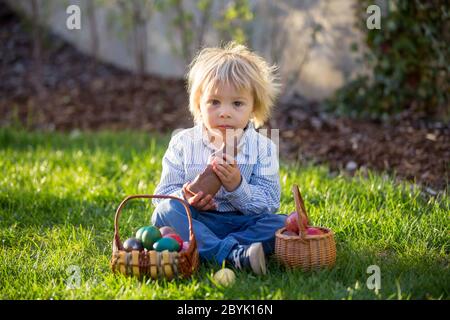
xmin=328 ymin=0 xmax=449 ymax=120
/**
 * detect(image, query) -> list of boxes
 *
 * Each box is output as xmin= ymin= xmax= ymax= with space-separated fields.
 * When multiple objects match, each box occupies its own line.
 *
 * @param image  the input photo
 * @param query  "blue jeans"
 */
xmin=151 ymin=198 xmax=287 ymax=264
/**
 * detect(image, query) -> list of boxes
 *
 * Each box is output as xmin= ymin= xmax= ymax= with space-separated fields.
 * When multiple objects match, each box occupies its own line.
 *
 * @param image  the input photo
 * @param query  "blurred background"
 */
xmin=0 ymin=0 xmax=448 ymax=190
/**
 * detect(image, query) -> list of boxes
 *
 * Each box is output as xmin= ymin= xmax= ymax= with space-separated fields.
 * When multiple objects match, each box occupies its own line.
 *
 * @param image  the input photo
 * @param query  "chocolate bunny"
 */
xmin=186 ymin=137 xmax=239 ymax=198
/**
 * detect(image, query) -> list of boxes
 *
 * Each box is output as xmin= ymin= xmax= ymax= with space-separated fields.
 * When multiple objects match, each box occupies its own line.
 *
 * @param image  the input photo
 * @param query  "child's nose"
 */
xmin=219 ymin=105 xmax=232 ymax=118
xmin=219 ymin=107 xmax=230 ymax=118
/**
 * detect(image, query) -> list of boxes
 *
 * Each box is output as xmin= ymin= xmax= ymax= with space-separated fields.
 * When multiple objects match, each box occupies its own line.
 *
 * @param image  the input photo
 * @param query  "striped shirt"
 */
xmin=152 ymin=121 xmax=280 ymax=215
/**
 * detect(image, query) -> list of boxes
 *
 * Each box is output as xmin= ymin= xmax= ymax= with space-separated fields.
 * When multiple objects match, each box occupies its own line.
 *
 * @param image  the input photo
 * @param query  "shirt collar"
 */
xmin=195 ymin=121 xmax=256 ymax=154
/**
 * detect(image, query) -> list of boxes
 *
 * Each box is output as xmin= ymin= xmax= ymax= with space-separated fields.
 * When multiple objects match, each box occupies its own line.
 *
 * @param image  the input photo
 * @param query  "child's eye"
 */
xmin=209 ymin=99 xmax=220 ymax=106
xmin=233 ymin=101 xmax=243 ymax=107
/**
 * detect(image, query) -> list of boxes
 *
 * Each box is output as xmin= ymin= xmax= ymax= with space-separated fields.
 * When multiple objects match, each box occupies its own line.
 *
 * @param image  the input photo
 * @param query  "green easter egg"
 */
xmin=136 ymin=226 xmax=161 ymax=250
xmin=153 ymin=237 xmax=180 ymax=252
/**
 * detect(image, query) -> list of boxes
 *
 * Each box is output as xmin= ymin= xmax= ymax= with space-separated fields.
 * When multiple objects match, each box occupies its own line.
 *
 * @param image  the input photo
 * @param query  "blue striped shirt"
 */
xmin=152 ymin=121 xmax=280 ymax=215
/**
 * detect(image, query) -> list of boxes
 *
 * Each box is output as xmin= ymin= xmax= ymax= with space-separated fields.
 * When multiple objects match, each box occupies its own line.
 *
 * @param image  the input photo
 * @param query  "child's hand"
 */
xmin=211 ymin=154 xmax=242 ymax=192
xmin=182 ymin=182 xmax=217 ymax=211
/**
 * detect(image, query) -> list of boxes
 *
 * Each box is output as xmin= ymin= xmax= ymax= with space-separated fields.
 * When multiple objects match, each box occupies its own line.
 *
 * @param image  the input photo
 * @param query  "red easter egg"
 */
xmin=306 ymin=227 xmax=324 ymax=236
xmin=164 ymin=233 xmax=183 ymax=251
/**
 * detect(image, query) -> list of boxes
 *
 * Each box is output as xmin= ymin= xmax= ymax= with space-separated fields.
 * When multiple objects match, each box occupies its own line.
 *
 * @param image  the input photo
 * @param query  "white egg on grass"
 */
xmin=213 ymin=268 xmax=236 ymax=286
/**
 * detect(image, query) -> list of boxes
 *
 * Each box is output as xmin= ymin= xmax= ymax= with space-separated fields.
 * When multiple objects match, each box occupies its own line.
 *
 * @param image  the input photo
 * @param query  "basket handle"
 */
xmin=112 ymin=194 xmax=196 ymax=253
xmin=292 ymin=185 xmax=309 ymax=237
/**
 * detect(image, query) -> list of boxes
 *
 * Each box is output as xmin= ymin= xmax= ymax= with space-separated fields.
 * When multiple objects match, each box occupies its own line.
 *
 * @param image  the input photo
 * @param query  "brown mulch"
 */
xmin=270 ymin=96 xmax=449 ymax=192
xmin=1 ymin=3 xmax=448 ymax=192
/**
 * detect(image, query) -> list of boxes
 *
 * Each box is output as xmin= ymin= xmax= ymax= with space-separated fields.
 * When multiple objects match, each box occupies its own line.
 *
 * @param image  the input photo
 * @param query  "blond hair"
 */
xmin=186 ymin=42 xmax=280 ymax=128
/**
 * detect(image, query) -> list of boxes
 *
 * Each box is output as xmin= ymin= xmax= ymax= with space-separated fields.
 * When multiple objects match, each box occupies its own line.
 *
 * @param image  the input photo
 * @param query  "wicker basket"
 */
xmin=110 ymin=194 xmax=199 ymax=280
xmin=275 ymin=185 xmax=336 ymax=271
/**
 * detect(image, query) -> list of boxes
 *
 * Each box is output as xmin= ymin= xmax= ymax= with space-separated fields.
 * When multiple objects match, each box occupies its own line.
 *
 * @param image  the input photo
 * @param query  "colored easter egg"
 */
xmin=136 ymin=226 xmax=161 ymax=250
xmin=181 ymin=241 xmax=190 ymax=252
xmin=123 ymin=237 xmax=144 ymax=252
xmin=153 ymin=237 xmax=180 ymax=252
xmin=164 ymin=233 xmax=183 ymax=251
xmin=306 ymin=227 xmax=324 ymax=236
xmin=159 ymin=226 xmax=176 ymax=237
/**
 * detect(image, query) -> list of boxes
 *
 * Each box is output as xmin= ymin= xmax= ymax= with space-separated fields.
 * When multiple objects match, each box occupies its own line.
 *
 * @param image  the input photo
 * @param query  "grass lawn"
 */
xmin=0 ymin=127 xmax=448 ymax=300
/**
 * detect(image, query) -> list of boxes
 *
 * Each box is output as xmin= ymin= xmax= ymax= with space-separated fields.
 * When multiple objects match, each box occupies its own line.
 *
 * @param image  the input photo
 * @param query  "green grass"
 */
xmin=0 ymin=127 xmax=448 ymax=300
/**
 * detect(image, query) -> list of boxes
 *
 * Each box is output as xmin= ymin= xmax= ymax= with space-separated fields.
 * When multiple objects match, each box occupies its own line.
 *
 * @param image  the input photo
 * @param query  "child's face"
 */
xmin=199 ymin=82 xmax=254 ymax=143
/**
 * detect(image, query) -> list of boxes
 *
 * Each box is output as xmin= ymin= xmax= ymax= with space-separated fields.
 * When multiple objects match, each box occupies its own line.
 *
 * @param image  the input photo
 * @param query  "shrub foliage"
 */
xmin=329 ymin=0 xmax=449 ymax=119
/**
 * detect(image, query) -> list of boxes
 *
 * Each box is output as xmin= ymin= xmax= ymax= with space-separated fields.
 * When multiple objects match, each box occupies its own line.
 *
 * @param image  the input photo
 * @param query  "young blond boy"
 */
xmin=151 ymin=42 xmax=286 ymax=275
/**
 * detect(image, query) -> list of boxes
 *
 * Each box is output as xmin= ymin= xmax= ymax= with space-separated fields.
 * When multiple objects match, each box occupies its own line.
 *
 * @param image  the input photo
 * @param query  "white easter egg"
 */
xmin=213 ymin=268 xmax=236 ymax=286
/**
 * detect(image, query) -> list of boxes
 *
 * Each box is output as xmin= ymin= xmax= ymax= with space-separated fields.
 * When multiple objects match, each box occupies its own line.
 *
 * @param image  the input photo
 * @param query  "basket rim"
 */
xmin=275 ymin=226 xmax=334 ymax=240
